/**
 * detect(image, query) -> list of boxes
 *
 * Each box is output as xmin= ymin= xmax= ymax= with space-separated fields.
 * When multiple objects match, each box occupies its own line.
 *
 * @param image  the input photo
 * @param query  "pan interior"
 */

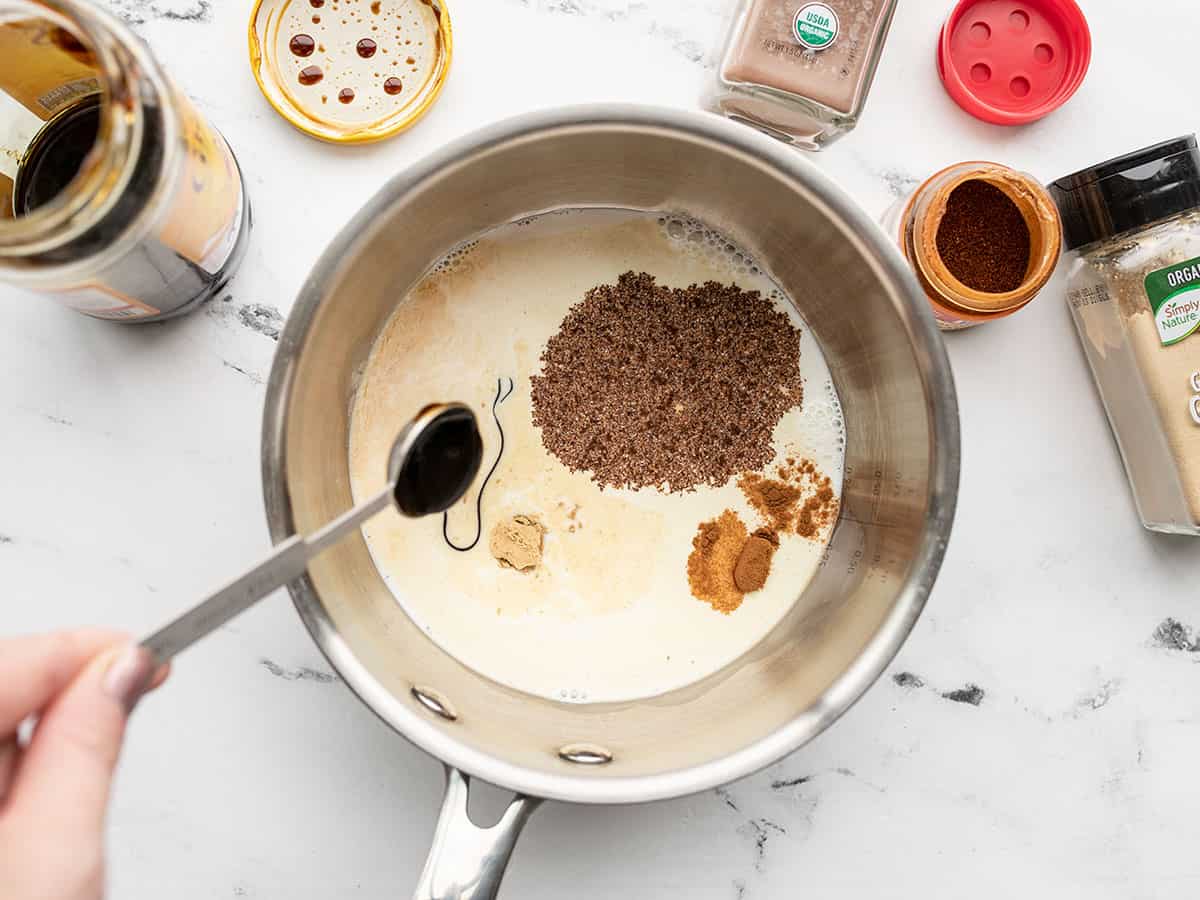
xmin=270 ymin=114 xmax=954 ymax=800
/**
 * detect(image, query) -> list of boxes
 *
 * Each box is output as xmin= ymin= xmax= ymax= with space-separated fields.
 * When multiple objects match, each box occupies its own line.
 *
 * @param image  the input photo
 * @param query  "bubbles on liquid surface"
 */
xmin=657 ymin=214 xmax=766 ymax=280
xmin=430 ymin=238 xmax=480 ymax=276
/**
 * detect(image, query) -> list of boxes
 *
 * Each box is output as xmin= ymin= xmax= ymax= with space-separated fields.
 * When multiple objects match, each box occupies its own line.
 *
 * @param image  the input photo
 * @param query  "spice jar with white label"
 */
xmin=711 ymin=0 xmax=898 ymax=149
xmin=1051 ymin=137 xmax=1200 ymax=536
xmin=0 ymin=0 xmax=250 ymax=321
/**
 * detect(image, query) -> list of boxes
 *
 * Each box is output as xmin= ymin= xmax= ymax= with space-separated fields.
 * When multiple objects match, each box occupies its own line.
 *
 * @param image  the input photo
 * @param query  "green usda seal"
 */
xmin=793 ymin=2 xmax=839 ymax=51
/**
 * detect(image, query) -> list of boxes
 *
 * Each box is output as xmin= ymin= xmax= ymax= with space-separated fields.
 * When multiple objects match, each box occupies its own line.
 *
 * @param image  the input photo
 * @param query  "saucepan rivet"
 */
xmin=411 ymin=685 xmax=457 ymax=721
xmin=558 ymin=744 xmax=613 ymax=766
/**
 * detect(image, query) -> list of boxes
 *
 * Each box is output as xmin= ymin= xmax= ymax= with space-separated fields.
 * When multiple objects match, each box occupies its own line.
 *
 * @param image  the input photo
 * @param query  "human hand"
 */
xmin=0 ymin=631 xmax=169 ymax=900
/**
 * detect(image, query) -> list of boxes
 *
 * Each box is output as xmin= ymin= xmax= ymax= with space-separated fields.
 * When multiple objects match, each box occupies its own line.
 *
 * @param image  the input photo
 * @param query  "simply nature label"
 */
xmin=1145 ymin=257 xmax=1200 ymax=346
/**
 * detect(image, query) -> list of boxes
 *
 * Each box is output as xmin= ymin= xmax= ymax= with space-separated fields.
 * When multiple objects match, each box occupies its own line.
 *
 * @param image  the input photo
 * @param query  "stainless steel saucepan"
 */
xmin=261 ymin=105 xmax=960 ymax=899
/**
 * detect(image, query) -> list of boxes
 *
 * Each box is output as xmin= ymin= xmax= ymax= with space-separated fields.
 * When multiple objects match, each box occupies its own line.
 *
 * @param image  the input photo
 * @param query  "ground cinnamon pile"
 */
xmin=795 ymin=481 xmax=837 ymax=538
xmin=739 ymin=472 xmax=803 ymax=531
xmin=733 ymin=528 xmax=779 ymax=593
xmin=738 ymin=458 xmax=839 ymax=539
xmin=687 ymin=510 xmax=748 ymax=614
xmin=531 ymin=272 xmax=804 ymax=491
xmin=777 ymin=458 xmax=840 ymax=538
xmin=686 ymin=456 xmax=839 ymax=614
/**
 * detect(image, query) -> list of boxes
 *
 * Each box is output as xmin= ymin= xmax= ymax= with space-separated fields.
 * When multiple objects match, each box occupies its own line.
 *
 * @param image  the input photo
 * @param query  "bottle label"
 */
xmin=53 ymin=284 xmax=161 ymax=319
xmin=930 ymin=305 xmax=977 ymax=331
xmin=1145 ymin=257 xmax=1200 ymax=346
xmin=793 ymin=3 xmax=839 ymax=51
xmin=156 ymin=95 xmax=245 ymax=273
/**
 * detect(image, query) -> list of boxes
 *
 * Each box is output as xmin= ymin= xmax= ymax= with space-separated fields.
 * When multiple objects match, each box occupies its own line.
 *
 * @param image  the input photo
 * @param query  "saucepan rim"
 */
xmin=260 ymin=103 xmax=960 ymax=805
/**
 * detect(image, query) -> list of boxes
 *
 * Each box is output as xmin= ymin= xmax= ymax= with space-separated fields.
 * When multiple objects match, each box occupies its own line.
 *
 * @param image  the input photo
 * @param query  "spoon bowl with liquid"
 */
xmin=140 ymin=403 xmax=482 ymax=663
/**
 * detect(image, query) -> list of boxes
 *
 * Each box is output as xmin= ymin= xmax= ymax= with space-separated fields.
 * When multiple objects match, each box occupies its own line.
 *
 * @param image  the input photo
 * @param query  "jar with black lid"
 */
xmin=1051 ymin=136 xmax=1200 ymax=536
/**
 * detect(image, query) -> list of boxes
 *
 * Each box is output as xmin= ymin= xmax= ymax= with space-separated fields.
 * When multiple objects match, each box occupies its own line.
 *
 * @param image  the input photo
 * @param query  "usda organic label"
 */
xmin=793 ymin=2 xmax=839 ymax=51
xmin=1146 ymin=257 xmax=1200 ymax=346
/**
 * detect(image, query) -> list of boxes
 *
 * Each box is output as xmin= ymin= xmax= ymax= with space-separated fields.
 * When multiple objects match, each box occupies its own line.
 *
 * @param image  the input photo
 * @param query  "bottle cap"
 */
xmin=1049 ymin=136 xmax=1200 ymax=251
xmin=248 ymin=0 xmax=451 ymax=144
xmin=937 ymin=0 xmax=1090 ymax=126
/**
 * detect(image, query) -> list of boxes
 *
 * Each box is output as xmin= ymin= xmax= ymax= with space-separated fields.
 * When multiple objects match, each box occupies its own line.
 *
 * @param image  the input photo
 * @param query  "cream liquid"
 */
xmin=349 ymin=210 xmax=845 ymax=703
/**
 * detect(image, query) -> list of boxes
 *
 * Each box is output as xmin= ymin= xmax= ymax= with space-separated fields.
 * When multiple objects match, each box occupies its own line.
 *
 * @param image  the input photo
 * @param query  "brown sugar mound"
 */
xmin=687 ymin=510 xmax=748 ymax=614
xmin=530 ymin=272 xmax=804 ymax=492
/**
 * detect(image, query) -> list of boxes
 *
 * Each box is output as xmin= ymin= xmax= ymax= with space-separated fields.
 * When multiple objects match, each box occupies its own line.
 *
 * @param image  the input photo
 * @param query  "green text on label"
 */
xmin=1145 ymin=257 xmax=1200 ymax=346
xmin=793 ymin=3 xmax=839 ymax=51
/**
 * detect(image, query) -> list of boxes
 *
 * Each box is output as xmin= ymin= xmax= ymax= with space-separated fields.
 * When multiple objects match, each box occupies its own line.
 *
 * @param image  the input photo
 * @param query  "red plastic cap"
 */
xmin=938 ymin=0 xmax=1091 ymax=126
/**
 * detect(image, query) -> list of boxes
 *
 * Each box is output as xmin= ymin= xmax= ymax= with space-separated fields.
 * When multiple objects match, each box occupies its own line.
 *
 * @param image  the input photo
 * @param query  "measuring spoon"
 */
xmin=141 ymin=403 xmax=482 ymax=663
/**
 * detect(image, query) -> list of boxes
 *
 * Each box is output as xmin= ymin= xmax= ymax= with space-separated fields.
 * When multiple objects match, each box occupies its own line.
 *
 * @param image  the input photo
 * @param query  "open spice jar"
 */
xmin=0 ymin=0 xmax=249 ymax=321
xmin=883 ymin=161 xmax=1062 ymax=330
xmin=711 ymin=0 xmax=898 ymax=149
xmin=1051 ymin=136 xmax=1200 ymax=536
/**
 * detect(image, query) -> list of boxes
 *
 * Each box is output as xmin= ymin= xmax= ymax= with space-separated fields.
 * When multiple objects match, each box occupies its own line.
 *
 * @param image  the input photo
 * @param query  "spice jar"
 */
xmin=1050 ymin=136 xmax=1200 ymax=537
xmin=710 ymin=0 xmax=898 ymax=149
xmin=0 ymin=0 xmax=250 ymax=321
xmin=882 ymin=161 xmax=1062 ymax=330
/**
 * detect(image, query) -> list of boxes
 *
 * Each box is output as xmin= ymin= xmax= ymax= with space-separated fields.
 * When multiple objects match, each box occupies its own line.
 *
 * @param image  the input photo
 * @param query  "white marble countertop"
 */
xmin=4 ymin=0 xmax=1200 ymax=897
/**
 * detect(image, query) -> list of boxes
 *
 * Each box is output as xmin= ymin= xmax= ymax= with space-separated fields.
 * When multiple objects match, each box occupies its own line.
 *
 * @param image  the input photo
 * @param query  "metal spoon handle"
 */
xmin=140 ymin=485 xmax=394 ymax=663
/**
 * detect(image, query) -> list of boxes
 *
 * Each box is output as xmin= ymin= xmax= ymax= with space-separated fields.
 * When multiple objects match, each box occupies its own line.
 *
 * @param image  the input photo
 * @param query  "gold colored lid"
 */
xmin=248 ymin=0 xmax=450 ymax=144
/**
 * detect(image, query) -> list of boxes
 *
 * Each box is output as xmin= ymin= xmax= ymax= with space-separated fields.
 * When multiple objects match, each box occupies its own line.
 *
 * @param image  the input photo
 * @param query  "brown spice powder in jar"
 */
xmin=936 ymin=180 xmax=1031 ymax=294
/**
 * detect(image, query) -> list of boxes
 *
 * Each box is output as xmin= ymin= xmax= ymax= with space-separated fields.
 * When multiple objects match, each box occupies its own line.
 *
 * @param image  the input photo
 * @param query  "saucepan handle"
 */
xmin=413 ymin=766 xmax=542 ymax=900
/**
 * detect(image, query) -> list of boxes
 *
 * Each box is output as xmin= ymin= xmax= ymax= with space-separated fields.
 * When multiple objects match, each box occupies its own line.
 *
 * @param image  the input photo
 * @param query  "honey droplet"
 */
xmin=405 ymin=55 xmax=414 ymax=64
xmin=309 ymin=0 xmax=324 ymax=7
xmin=383 ymin=76 xmax=402 ymax=94
xmin=298 ymin=65 xmax=323 ymax=85
xmin=338 ymin=87 xmax=355 ymax=103
xmin=370 ymin=0 xmax=381 ymax=11
xmin=289 ymin=33 xmax=316 ymax=56
xmin=356 ymin=37 xmax=377 ymax=57
xmin=312 ymin=14 xmax=320 ymax=23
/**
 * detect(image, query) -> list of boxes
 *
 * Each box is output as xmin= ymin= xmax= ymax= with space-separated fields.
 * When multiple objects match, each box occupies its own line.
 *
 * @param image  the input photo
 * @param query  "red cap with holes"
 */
xmin=938 ymin=0 xmax=1091 ymax=125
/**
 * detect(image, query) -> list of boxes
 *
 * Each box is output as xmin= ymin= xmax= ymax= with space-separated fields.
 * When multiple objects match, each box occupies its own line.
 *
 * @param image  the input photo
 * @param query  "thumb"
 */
xmin=7 ymin=644 xmax=157 ymax=844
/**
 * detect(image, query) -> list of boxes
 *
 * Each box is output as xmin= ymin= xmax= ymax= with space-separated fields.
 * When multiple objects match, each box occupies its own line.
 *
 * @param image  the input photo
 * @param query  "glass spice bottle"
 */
xmin=1050 ymin=136 xmax=1200 ymax=537
xmin=0 ymin=0 xmax=250 ymax=321
xmin=711 ymin=0 xmax=898 ymax=150
xmin=881 ymin=161 xmax=1062 ymax=331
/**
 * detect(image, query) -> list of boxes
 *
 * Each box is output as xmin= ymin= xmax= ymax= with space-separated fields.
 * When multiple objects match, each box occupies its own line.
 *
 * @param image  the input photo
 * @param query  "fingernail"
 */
xmin=102 ymin=645 xmax=157 ymax=713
